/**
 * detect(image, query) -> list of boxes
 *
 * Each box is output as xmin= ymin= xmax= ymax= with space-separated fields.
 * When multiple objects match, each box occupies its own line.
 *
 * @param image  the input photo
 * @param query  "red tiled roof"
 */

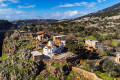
xmin=53 ymin=40 xmax=63 ymax=46
xmin=37 ymin=31 xmax=44 ymax=34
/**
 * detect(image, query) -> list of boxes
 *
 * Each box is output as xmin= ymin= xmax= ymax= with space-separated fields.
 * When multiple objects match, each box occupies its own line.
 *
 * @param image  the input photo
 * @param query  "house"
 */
xmin=36 ymin=31 xmax=44 ymax=41
xmin=31 ymin=51 xmax=43 ymax=61
xmin=53 ymin=35 xmax=66 ymax=41
xmin=30 ymin=31 xmax=49 ymax=42
xmin=18 ymin=30 xmax=31 ymax=37
xmin=85 ymin=39 xmax=101 ymax=49
xmin=53 ymin=35 xmax=66 ymax=45
xmin=43 ymin=40 xmax=63 ymax=57
xmin=37 ymin=31 xmax=44 ymax=34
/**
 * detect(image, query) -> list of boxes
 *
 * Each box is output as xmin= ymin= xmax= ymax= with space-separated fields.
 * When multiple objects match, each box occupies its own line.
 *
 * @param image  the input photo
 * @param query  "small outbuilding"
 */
xmin=115 ymin=53 xmax=120 ymax=64
xmin=31 ymin=51 xmax=43 ymax=61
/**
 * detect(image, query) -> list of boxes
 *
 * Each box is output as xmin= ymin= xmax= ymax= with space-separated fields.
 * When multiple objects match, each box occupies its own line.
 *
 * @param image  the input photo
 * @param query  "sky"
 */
xmin=0 ymin=0 xmax=119 ymax=20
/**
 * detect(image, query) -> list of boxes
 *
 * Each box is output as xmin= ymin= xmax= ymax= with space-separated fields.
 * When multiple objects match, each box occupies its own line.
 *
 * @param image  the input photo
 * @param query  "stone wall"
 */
xmin=43 ymin=54 xmax=82 ymax=64
xmin=66 ymin=54 xmax=82 ymax=62
xmin=72 ymin=67 xmax=102 ymax=80
xmin=43 ymin=59 xmax=67 ymax=64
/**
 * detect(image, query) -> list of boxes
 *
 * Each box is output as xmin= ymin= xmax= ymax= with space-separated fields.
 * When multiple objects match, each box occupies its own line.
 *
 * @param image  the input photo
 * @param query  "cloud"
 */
xmin=0 ymin=0 xmax=18 ymax=7
xmin=88 ymin=2 xmax=96 ymax=8
xmin=7 ymin=0 xmax=18 ymax=3
xmin=18 ymin=5 xmax=36 ymax=8
xmin=0 ymin=8 xmax=24 ymax=14
xmin=0 ymin=2 xmax=7 ymax=7
xmin=0 ymin=8 xmax=42 ymax=20
xmin=97 ymin=0 xmax=106 ymax=3
xmin=56 ymin=2 xmax=96 ymax=8
xmin=0 ymin=8 xmax=24 ymax=20
xmin=45 ymin=10 xmax=89 ymax=19
xmin=0 ymin=0 xmax=18 ymax=3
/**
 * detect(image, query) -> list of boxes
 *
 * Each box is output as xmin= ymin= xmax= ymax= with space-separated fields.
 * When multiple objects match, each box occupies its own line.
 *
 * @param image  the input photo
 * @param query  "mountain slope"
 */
xmin=79 ymin=2 xmax=120 ymax=18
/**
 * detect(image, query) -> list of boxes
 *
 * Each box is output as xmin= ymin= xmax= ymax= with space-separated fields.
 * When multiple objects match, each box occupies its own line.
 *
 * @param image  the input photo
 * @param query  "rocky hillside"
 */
xmin=57 ymin=2 xmax=120 ymax=30
xmin=65 ymin=2 xmax=120 ymax=29
xmin=81 ymin=2 xmax=120 ymax=18
xmin=11 ymin=19 xmax=58 ymax=26
xmin=0 ymin=31 xmax=86 ymax=80
xmin=0 ymin=20 xmax=13 ymax=56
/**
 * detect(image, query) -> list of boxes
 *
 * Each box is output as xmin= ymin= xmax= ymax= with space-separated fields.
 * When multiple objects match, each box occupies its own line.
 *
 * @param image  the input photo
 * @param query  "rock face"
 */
xmin=36 ymin=61 xmax=72 ymax=80
xmin=0 ymin=20 xmax=13 ymax=56
xmin=0 ymin=48 xmax=44 ymax=80
xmin=0 ymin=32 xmax=45 ymax=80
xmin=72 ymin=67 xmax=102 ymax=80
xmin=0 ymin=20 xmax=13 ymax=30
xmin=0 ymin=33 xmax=4 ymax=56
xmin=0 ymin=29 xmax=84 ymax=80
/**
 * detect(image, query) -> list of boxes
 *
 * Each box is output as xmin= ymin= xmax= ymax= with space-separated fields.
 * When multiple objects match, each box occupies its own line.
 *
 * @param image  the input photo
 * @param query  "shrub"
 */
xmin=87 ymin=61 xmax=95 ymax=69
xmin=102 ymin=60 xmax=120 ymax=77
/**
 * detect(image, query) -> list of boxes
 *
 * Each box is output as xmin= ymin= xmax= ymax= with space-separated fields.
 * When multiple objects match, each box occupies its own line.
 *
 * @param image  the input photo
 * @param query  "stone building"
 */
xmin=43 ymin=41 xmax=63 ymax=58
xmin=85 ymin=39 xmax=101 ymax=49
xmin=31 ymin=51 xmax=43 ymax=61
xmin=53 ymin=35 xmax=66 ymax=45
xmin=30 ymin=31 xmax=49 ymax=42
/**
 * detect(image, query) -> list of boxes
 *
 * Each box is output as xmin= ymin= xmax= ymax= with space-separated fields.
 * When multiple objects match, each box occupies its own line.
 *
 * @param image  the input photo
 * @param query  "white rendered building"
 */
xmin=43 ymin=41 xmax=63 ymax=57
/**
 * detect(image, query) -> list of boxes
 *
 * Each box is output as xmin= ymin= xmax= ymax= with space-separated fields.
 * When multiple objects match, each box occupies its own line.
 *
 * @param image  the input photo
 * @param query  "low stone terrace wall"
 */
xmin=43 ymin=59 xmax=67 ymax=64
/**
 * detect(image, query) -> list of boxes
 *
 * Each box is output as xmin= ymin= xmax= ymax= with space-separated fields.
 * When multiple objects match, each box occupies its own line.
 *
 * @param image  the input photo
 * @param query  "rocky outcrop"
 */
xmin=0 ymin=33 xmax=4 ymax=56
xmin=39 ymin=61 xmax=71 ymax=80
xmin=0 ymin=20 xmax=13 ymax=56
xmin=0 ymin=31 xmax=46 ymax=80
xmin=72 ymin=67 xmax=102 ymax=80
xmin=0 ymin=48 xmax=44 ymax=80
xmin=0 ymin=20 xmax=13 ymax=30
xmin=0 ymin=30 xmax=85 ymax=80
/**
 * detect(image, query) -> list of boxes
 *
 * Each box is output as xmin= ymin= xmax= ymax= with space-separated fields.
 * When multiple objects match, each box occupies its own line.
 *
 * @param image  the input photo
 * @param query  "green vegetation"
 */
xmin=2 ymin=3 xmax=120 ymax=80
xmin=111 ymin=39 xmax=120 ymax=47
xmin=51 ymin=63 xmax=67 ymax=67
xmin=38 ymin=49 xmax=43 ymax=52
xmin=86 ymin=36 xmax=96 ymax=40
xmin=66 ymin=71 xmax=86 ymax=80
xmin=102 ymin=60 xmax=120 ymax=77
xmin=0 ymin=54 xmax=8 ymax=60
xmin=95 ymin=71 xmax=114 ymax=80
xmin=66 ymin=38 xmax=85 ymax=54
xmin=81 ymin=60 xmax=120 ymax=80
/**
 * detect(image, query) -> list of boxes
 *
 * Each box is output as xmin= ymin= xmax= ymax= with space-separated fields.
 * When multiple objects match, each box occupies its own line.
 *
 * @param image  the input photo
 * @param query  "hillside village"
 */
xmin=1 ymin=2 xmax=120 ymax=80
xmin=2 ymin=18 xmax=120 ymax=80
xmin=1 ymin=27 xmax=120 ymax=80
xmin=17 ymin=29 xmax=120 ymax=64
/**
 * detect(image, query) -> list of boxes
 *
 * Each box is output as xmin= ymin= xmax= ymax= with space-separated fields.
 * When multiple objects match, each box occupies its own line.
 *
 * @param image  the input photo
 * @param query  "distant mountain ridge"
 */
xmin=11 ymin=19 xmax=58 ymax=26
xmin=0 ymin=20 xmax=13 ymax=30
